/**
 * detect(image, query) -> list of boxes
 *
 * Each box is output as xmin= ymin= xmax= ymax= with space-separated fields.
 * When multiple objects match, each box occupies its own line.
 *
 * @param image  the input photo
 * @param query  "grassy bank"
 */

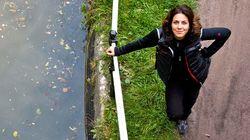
xmin=84 ymin=0 xmax=198 ymax=139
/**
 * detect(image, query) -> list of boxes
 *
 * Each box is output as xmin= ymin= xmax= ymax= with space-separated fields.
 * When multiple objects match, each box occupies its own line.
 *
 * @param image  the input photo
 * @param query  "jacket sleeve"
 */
xmin=114 ymin=29 xmax=159 ymax=56
xmin=200 ymin=27 xmax=231 ymax=57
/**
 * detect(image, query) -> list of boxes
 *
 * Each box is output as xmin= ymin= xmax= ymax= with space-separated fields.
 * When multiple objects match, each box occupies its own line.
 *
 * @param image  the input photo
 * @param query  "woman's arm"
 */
xmin=112 ymin=29 xmax=159 ymax=56
xmin=200 ymin=28 xmax=231 ymax=57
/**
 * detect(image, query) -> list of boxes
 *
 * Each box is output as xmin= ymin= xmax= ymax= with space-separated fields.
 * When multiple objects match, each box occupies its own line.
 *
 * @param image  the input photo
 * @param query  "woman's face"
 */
xmin=171 ymin=13 xmax=190 ymax=40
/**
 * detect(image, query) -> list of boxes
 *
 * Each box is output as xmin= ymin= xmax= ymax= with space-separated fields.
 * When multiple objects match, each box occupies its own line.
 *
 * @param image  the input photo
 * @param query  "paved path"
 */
xmin=183 ymin=0 xmax=250 ymax=140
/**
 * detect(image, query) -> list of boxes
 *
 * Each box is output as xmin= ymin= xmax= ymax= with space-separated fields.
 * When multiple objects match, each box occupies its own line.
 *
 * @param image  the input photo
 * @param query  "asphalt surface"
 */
xmin=183 ymin=0 xmax=250 ymax=140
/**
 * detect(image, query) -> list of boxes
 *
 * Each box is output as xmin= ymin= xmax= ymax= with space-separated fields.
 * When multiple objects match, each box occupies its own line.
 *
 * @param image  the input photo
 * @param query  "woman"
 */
xmin=106 ymin=5 xmax=231 ymax=135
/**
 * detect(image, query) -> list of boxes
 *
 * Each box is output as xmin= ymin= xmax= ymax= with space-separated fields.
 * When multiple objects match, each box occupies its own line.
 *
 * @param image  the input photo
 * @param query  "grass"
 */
xmin=83 ymin=0 xmax=198 ymax=139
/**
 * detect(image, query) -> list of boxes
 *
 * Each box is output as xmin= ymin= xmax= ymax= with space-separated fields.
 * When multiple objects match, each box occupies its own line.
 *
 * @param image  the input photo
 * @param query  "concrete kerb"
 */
xmin=84 ymin=29 xmax=110 ymax=139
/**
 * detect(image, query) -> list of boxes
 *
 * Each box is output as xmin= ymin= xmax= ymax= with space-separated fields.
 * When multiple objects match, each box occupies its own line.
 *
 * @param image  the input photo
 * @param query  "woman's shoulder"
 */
xmin=142 ymin=28 xmax=162 ymax=41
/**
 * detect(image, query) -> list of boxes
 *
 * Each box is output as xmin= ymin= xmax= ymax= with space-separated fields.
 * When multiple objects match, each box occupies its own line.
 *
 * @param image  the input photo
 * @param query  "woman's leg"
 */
xmin=182 ymin=82 xmax=201 ymax=120
xmin=165 ymin=82 xmax=185 ymax=122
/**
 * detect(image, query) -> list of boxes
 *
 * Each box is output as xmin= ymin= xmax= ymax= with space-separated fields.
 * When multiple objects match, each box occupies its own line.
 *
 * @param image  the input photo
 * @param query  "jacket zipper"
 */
xmin=177 ymin=42 xmax=181 ymax=62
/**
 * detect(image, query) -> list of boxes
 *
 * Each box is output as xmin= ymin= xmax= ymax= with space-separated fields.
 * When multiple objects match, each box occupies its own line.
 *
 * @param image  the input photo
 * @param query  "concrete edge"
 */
xmin=84 ymin=29 xmax=110 ymax=140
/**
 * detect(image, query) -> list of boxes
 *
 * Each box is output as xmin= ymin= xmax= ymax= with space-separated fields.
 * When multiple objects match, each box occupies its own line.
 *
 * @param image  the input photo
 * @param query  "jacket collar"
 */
xmin=161 ymin=31 xmax=200 ymax=48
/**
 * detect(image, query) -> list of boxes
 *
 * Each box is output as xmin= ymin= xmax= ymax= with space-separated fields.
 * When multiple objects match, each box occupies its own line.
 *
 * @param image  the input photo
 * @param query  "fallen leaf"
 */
xmin=58 ymin=77 xmax=67 ymax=82
xmin=2 ymin=128 xmax=5 ymax=133
xmin=58 ymin=10 xmax=63 ymax=15
xmin=45 ymin=62 xmax=49 ymax=67
xmin=2 ymin=24 xmax=7 ymax=27
xmin=60 ymin=39 xmax=65 ymax=45
xmin=17 ymin=17 xmax=26 ymax=22
xmin=6 ymin=2 xmax=17 ymax=13
xmin=45 ymin=31 xmax=51 ymax=35
xmin=205 ymin=133 xmax=210 ymax=138
xmin=63 ymin=87 xmax=69 ymax=93
xmin=36 ymin=108 xmax=42 ymax=115
xmin=69 ymin=126 xmax=77 ymax=132
xmin=12 ymin=130 xmax=18 ymax=138
xmin=64 ymin=44 xmax=71 ymax=50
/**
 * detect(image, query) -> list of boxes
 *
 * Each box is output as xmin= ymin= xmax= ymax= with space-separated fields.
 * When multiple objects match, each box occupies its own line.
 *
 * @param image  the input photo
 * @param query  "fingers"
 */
xmin=106 ymin=47 xmax=115 ymax=56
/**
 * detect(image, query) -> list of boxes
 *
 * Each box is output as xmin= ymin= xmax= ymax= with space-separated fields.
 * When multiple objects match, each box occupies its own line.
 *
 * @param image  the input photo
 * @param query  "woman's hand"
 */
xmin=106 ymin=47 xmax=115 ymax=56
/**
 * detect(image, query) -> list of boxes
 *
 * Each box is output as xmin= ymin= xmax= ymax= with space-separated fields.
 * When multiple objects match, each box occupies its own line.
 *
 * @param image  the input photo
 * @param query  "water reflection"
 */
xmin=0 ymin=0 xmax=85 ymax=139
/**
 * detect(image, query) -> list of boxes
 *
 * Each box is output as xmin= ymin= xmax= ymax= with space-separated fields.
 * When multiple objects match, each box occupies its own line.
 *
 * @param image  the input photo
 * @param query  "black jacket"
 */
xmin=114 ymin=28 xmax=231 ymax=85
xmin=156 ymin=30 xmax=209 ymax=85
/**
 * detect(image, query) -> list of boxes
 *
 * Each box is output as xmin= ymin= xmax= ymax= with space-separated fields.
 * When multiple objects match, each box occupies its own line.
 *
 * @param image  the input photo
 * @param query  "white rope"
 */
xmin=111 ymin=0 xmax=128 ymax=139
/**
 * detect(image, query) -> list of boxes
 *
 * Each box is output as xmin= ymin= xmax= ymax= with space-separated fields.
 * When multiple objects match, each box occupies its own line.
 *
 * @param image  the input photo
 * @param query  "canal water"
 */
xmin=0 ymin=0 xmax=85 ymax=139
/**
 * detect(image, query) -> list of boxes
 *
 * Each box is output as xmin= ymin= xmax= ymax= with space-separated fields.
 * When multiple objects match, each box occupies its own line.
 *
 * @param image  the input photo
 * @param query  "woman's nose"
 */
xmin=177 ymin=24 xmax=182 ymax=29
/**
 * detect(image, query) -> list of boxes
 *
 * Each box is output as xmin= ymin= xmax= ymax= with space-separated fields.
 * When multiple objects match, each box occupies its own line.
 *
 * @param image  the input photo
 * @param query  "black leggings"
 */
xmin=165 ymin=80 xmax=201 ymax=122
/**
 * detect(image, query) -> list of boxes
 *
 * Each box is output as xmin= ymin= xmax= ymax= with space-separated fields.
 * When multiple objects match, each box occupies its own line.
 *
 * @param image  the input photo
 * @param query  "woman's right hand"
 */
xmin=106 ymin=47 xmax=115 ymax=56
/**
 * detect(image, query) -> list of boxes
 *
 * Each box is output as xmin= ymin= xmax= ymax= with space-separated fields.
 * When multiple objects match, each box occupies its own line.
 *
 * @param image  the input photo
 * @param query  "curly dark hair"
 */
xmin=162 ymin=5 xmax=202 ymax=39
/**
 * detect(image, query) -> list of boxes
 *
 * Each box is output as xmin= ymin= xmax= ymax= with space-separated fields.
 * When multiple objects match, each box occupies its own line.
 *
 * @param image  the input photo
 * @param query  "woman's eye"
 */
xmin=173 ymin=21 xmax=179 ymax=24
xmin=181 ymin=21 xmax=188 ymax=25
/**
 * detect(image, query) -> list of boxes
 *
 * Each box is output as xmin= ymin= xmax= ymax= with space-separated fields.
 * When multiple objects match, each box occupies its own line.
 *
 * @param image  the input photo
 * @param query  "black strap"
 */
xmin=186 ymin=39 xmax=201 ymax=52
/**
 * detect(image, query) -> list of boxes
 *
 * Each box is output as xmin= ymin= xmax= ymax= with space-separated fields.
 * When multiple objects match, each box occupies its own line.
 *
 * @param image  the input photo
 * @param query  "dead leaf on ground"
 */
xmin=205 ymin=133 xmax=210 ymax=138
